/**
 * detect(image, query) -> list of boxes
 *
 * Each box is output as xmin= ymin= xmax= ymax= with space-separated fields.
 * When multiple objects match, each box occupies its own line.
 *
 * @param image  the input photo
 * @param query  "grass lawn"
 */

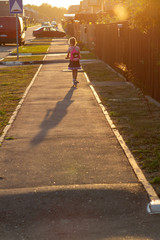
xmin=0 ymin=65 xmax=39 ymax=136
xmin=3 ymin=56 xmax=44 ymax=62
xmin=0 ymin=42 xmax=51 ymax=137
xmin=81 ymin=52 xmax=96 ymax=59
xmin=82 ymin=61 xmax=160 ymax=196
xmin=12 ymin=44 xmax=50 ymax=54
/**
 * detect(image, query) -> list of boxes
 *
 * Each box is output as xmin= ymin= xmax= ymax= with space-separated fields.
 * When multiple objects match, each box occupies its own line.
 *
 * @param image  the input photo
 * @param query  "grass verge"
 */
xmin=0 ymin=40 xmax=51 ymax=137
xmin=0 ymin=65 xmax=39 ymax=136
xmin=81 ymin=52 xmax=96 ymax=59
xmin=82 ymin=61 xmax=160 ymax=196
xmin=12 ymin=44 xmax=50 ymax=54
xmin=3 ymin=56 xmax=44 ymax=62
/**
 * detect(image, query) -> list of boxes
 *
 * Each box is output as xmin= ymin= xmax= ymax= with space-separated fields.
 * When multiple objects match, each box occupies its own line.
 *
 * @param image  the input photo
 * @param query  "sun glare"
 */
xmin=114 ymin=4 xmax=128 ymax=21
xmin=23 ymin=0 xmax=81 ymax=9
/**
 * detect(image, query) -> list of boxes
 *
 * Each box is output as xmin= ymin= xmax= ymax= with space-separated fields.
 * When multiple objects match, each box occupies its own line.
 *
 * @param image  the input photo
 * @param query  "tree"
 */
xmin=99 ymin=0 xmax=160 ymax=31
xmin=128 ymin=0 xmax=160 ymax=31
xmin=25 ymin=4 xmax=67 ymax=22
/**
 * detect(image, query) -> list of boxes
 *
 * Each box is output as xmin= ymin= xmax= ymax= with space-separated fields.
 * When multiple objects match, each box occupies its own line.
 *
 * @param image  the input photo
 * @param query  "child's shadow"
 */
xmin=30 ymin=87 xmax=75 ymax=146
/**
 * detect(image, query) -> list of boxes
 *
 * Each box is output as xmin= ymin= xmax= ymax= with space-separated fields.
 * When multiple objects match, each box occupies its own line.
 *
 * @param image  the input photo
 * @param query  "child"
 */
xmin=65 ymin=37 xmax=81 ymax=87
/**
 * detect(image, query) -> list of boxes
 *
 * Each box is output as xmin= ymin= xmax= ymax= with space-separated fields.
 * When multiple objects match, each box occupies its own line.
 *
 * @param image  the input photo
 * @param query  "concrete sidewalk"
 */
xmin=0 ymin=39 xmax=160 ymax=239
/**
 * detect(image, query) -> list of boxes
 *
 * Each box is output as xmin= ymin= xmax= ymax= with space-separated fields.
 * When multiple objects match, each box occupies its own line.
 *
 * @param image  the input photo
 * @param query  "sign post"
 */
xmin=16 ymin=14 xmax=19 ymax=59
xmin=9 ymin=0 xmax=23 ymax=60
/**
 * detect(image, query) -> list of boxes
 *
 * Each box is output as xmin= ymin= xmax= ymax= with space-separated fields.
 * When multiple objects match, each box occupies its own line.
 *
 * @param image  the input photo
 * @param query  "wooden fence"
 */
xmin=72 ymin=22 xmax=160 ymax=103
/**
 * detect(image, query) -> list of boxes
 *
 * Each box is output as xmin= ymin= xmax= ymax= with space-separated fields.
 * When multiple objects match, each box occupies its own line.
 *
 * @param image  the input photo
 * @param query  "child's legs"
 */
xmin=72 ymin=69 xmax=78 ymax=80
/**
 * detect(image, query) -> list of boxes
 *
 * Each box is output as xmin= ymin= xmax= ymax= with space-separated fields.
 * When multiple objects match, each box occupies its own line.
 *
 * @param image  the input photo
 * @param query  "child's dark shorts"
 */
xmin=68 ymin=60 xmax=81 ymax=70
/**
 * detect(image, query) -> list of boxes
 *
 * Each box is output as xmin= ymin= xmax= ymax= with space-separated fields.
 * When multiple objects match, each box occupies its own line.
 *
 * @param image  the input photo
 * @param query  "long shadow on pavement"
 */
xmin=0 ymin=187 xmax=160 ymax=239
xmin=30 ymin=87 xmax=75 ymax=146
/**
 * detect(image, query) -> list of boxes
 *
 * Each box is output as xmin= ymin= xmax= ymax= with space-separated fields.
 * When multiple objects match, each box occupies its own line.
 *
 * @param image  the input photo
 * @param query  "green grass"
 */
xmin=0 ymin=65 xmax=39 ymax=136
xmin=150 ymin=176 xmax=160 ymax=184
xmin=13 ymin=45 xmax=50 ymax=54
xmin=3 ymin=56 xmax=44 ymax=62
xmin=30 ymin=38 xmax=53 ymax=43
xmin=82 ymin=61 xmax=160 ymax=196
xmin=0 ymin=41 xmax=51 ymax=137
xmin=5 ymin=136 xmax=14 ymax=140
xmin=81 ymin=52 xmax=96 ymax=59
xmin=82 ymin=62 xmax=124 ymax=82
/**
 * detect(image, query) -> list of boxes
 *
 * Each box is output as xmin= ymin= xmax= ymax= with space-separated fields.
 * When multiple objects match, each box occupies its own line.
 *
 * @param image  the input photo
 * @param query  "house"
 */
xmin=68 ymin=5 xmax=80 ymax=14
xmin=0 ymin=0 xmax=11 ymax=16
xmin=67 ymin=0 xmax=102 ymax=23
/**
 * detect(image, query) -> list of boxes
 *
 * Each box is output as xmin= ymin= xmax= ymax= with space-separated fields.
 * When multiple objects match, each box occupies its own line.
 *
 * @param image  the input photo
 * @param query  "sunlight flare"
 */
xmin=114 ymin=4 xmax=128 ymax=21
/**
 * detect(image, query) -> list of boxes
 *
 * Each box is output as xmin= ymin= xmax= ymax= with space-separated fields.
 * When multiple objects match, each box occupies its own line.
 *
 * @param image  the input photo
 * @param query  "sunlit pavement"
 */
xmin=0 ymin=45 xmax=16 ymax=60
xmin=0 ymin=39 xmax=160 ymax=239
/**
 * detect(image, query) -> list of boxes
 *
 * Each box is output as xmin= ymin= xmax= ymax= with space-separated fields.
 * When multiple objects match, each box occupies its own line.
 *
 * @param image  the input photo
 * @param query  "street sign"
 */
xmin=9 ymin=0 xmax=23 ymax=14
xmin=9 ymin=0 xmax=23 ymax=60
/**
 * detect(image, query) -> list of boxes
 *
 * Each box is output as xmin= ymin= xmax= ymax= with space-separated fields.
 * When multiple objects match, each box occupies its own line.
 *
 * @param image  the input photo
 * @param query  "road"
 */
xmin=0 ymin=25 xmax=39 ymax=60
xmin=25 ymin=24 xmax=40 ymax=44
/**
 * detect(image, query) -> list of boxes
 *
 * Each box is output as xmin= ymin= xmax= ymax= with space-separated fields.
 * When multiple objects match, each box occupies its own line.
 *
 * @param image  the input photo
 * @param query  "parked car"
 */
xmin=0 ymin=16 xmax=26 ymax=46
xmin=33 ymin=26 xmax=66 ymax=38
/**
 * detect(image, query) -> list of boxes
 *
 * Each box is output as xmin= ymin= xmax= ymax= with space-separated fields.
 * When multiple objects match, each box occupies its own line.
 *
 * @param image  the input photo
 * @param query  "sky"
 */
xmin=23 ymin=0 xmax=81 ymax=9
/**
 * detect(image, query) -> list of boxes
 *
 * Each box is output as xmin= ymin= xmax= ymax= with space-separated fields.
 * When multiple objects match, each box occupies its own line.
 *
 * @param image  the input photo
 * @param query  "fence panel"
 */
xmin=94 ymin=23 xmax=160 ymax=103
xmin=72 ymin=21 xmax=160 ymax=103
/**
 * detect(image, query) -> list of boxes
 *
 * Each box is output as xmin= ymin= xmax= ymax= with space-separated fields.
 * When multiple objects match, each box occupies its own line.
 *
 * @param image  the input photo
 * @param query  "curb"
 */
xmin=9 ymin=52 xmax=67 ymax=56
xmin=8 ymin=51 xmax=90 ymax=56
xmin=0 ymin=59 xmax=69 ymax=66
xmin=84 ymin=71 xmax=160 ymax=214
xmin=0 ymin=59 xmax=100 ymax=66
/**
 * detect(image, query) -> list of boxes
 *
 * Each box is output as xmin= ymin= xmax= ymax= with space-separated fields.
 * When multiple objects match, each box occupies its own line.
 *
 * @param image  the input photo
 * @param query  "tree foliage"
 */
xmin=127 ymin=0 xmax=160 ymax=31
xmin=25 ymin=4 xmax=67 ymax=22
xmin=100 ymin=0 xmax=160 ymax=31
